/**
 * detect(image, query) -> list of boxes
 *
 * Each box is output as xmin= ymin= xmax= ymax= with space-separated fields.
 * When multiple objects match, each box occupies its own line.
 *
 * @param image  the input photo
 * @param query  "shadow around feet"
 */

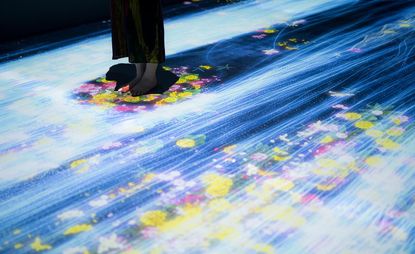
xmin=106 ymin=63 xmax=180 ymax=94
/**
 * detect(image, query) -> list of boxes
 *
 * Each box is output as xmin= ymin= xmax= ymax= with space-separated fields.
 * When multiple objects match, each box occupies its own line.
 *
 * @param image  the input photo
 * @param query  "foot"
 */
xmin=117 ymin=63 xmax=145 ymax=92
xmin=130 ymin=63 xmax=158 ymax=97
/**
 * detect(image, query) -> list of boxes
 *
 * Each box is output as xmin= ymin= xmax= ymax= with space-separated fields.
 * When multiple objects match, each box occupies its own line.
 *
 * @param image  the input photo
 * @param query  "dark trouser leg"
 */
xmin=111 ymin=0 xmax=166 ymax=63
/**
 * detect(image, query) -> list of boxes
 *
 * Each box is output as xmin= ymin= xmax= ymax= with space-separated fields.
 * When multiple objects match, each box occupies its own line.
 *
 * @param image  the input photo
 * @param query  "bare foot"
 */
xmin=130 ymin=63 xmax=158 ymax=97
xmin=117 ymin=63 xmax=145 ymax=92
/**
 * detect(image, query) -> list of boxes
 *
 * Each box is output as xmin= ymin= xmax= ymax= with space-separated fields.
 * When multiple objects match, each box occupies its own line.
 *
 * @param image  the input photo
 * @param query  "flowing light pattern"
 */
xmin=1 ymin=0 xmax=415 ymax=253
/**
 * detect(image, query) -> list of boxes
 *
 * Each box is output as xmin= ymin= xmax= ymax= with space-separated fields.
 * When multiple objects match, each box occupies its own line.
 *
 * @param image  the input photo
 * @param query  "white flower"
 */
xmin=57 ymin=209 xmax=85 ymax=221
xmin=245 ymin=163 xmax=259 ymax=176
xmin=332 ymin=104 xmax=349 ymax=110
xmin=262 ymin=49 xmax=280 ymax=55
xmin=279 ymin=134 xmax=291 ymax=143
xmin=63 ymin=246 xmax=89 ymax=254
xmin=88 ymin=154 xmax=101 ymax=165
xmin=336 ymin=132 xmax=348 ymax=139
xmin=371 ymin=110 xmax=383 ymax=116
xmin=328 ymin=91 xmax=354 ymax=97
xmin=89 ymin=195 xmax=109 ymax=208
xmin=97 ymin=233 xmax=124 ymax=254
xmin=157 ymin=170 xmax=181 ymax=181
xmin=172 ymin=179 xmax=196 ymax=191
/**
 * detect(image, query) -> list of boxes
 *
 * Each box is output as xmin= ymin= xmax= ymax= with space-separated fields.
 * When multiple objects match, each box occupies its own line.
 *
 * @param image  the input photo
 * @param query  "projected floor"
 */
xmin=1 ymin=0 xmax=415 ymax=253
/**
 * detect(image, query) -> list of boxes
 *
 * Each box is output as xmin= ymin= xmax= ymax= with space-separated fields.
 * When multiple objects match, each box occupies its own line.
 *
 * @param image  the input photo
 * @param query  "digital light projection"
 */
xmin=1 ymin=0 xmax=415 ymax=253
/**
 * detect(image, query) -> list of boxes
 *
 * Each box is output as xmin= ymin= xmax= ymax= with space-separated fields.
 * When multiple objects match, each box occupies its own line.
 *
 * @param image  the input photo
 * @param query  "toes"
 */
xmin=131 ymin=88 xmax=143 ymax=97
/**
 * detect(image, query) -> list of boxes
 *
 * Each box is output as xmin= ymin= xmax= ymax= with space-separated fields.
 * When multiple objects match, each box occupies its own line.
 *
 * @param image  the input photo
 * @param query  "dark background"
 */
xmin=0 ymin=0 xmax=184 ymax=43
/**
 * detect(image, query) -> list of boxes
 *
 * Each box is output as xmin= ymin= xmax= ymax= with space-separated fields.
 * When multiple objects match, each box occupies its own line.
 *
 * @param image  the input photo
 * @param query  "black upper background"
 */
xmin=0 ymin=0 xmax=188 ymax=43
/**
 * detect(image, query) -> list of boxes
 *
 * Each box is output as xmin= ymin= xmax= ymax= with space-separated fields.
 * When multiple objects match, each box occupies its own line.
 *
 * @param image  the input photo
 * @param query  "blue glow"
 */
xmin=1 ymin=1 xmax=415 ymax=253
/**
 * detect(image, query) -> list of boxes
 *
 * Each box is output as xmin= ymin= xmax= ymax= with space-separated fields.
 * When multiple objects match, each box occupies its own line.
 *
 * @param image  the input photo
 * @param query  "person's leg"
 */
xmin=129 ymin=63 xmax=146 ymax=89
xmin=127 ymin=0 xmax=164 ymax=96
xmin=130 ymin=63 xmax=158 ymax=96
xmin=116 ymin=63 xmax=145 ymax=92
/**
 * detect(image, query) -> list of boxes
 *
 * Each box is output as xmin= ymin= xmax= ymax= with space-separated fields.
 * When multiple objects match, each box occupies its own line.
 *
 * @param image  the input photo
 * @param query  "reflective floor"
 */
xmin=1 ymin=0 xmax=415 ymax=253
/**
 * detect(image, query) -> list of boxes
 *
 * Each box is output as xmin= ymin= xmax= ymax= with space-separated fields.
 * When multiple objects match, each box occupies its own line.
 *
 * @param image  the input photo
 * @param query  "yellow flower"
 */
xmin=176 ymin=138 xmax=196 ymax=148
xmin=245 ymin=183 xmax=256 ymax=194
xmin=184 ymin=74 xmax=199 ymax=81
xmin=158 ymin=215 xmax=187 ymax=233
xmin=390 ymin=226 xmax=408 ymax=241
xmin=316 ymin=183 xmax=336 ymax=191
xmin=208 ymin=199 xmax=232 ymax=212
xmin=200 ymin=65 xmax=212 ymax=70
xmin=209 ymin=227 xmax=237 ymax=240
xmin=376 ymin=138 xmax=400 ymax=150
xmin=142 ymin=173 xmax=157 ymax=183
xmin=178 ymin=91 xmax=193 ymax=98
xmin=314 ymin=159 xmax=349 ymax=177
xmin=159 ymin=204 xmax=201 ymax=233
xmin=70 ymin=159 xmax=87 ymax=168
xmin=176 ymin=77 xmax=187 ymax=84
xmin=223 ymin=145 xmax=237 ymax=153
xmin=97 ymin=77 xmax=112 ymax=83
xmin=122 ymin=96 xmax=141 ymax=103
xmin=263 ymin=29 xmax=277 ymax=34
xmin=273 ymin=147 xmax=288 ymax=155
xmin=285 ymin=46 xmax=298 ymax=50
xmin=365 ymin=129 xmax=383 ymax=138
xmin=343 ymin=112 xmax=362 ymax=120
xmin=386 ymin=127 xmax=404 ymax=136
xmin=164 ymin=97 xmax=177 ymax=103
xmin=70 ymin=159 xmax=90 ymax=173
xmin=143 ymin=95 xmax=158 ymax=101
xmin=384 ymin=29 xmax=396 ymax=34
xmin=121 ymin=249 xmax=141 ymax=254
xmin=31 ymin=237 xmax=52 ymax=252
xmin=391 ymin=115 xmax=408 ymax=125
xmin=320 ymin=135 xmax=334 ymax=144
xmin=140 ymin=210 xmax=167 ymax=227
xmin=150 ymin=247 xmax=163 ymax=254
xmin=169 ymin=92 xmax=178 ymax=97
xmin=206 ymin=182 xmax=232 ymax=197
xmin=249 ymin=243 xmax=276 ymax=254
xmin=273 ymin=155 xmax=291 ymax=161
xmin=182 ymin=204 xmax=202 ymax=217
xmin=263 ymin=178 xmax=294 ymax=192
xmin=93 ymin=93 xmax=117 ymax=101
xmin=355 ymin=121 xmax=374 ymax=129
xmin=261 ymin=205 xmax=305 ymax=227
xmin=365 ymin=156 xmax=382 ymax=166
xmin=64 ymin=224 xmax=93 ymax=235
xmin=204 ymin=174 xmax=233 ymax=197
xmin=317 ymin=158 xmax=340 ymax=168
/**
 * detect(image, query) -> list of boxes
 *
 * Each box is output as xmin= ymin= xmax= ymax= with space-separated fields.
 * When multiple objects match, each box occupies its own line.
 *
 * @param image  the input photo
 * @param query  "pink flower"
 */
xmin=301 ymin=194 xmax=319 ymax=204
xmin=75 ymin=83 xmax=101 ymax=93
xmin=102 ymin=82 xmax=116 ymax=89
xmin=292 ymin=19 xmax=307 ymax=26
xmin=250 ymin=152 xmax=268 ymax=161
xmin=348 ymin=47 xmax=362 ymax=53
xmin=141 ymin=227 xmax=159 ymax=238
xmin=176 ymin=194 xmax=205 ymax=205
xmin=114 ymin=105 xmax=136 ymax=112
xmin=252 ymin=34 xmax=267 ymax=39
xmin=102 ymin=141 xmax=123 ymax=150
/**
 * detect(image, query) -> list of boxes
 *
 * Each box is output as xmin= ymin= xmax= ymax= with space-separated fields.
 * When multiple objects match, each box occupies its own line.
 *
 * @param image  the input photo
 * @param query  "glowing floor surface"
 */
xmin=1 ymin=0 xmax=415 ymax=253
